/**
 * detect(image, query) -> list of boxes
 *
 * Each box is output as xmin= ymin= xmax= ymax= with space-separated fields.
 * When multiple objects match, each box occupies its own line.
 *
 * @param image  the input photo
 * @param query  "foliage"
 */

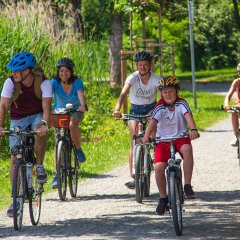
xmin=193 ymin=0 xmax=239 ymax=70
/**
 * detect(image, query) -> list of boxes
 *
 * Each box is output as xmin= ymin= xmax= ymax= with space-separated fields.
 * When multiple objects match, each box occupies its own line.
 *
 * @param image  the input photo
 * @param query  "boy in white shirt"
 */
xmin=142 ymin=75 xmax=199 ymax=215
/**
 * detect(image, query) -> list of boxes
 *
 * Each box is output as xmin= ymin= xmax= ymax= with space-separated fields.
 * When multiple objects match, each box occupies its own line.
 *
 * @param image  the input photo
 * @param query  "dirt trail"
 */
xmin=0 ymin=117 xmax=240 ymax=240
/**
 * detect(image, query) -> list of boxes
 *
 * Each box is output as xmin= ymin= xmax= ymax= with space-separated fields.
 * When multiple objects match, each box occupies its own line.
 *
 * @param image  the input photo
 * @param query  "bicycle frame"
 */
xmin=51 ymin=105 xmax=79 ymax=200
xmin=154 ymin=135 xmax=186 ymax=236
xmin=3 ymin=127 xmax=42 ymax=230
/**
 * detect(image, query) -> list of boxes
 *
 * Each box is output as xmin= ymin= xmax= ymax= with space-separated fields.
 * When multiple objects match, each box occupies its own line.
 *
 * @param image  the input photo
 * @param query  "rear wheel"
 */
xmin=69 ymin=145 xmax=78 ymax=197
xmin=169 ymin=172 xmax=183 ymax=236
xmin=29 ymin=161 xmax=42 ymax=225
xmin=56 ymin=140 xmax=67 ymax=201
xmin=12 ymin=160 xmax=24 ymax=230
xmin=135 ymin=145 xmax=144 ymax=203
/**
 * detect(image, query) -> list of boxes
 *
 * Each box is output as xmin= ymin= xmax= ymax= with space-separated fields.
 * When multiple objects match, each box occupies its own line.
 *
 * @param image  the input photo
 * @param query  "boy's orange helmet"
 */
xmin=159 ymin=76 xmax=180 ymax=90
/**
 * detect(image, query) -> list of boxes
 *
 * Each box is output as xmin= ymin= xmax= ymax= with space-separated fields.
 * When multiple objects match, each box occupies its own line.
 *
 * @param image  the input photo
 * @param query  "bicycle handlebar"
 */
xmin=116 ymin=114 xmax=151 ymax=121
xmin=150 ymin=133 xmax=189 ymax=144
xmin=222 ymin=105 xmax=240 ymax=113
xmin=0 ymin=127 xmax=37 ymax=136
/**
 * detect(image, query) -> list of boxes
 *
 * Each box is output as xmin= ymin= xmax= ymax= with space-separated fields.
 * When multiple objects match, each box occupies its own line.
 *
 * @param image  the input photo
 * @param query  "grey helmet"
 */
xmin=134 ymin=50 xmax=153 ymax=62
xmin=56 ymin=57 xmax=75 ymax=68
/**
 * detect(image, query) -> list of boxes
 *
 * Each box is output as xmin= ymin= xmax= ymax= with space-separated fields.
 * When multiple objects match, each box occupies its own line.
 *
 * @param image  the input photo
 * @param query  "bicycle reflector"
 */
xmin=50 ymin=114 xmax=70 ymax=128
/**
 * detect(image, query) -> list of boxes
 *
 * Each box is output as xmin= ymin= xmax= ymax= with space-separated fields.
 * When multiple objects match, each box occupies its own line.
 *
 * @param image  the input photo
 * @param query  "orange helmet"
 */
xmin=159 ymin=75 xmax=180 ymax=90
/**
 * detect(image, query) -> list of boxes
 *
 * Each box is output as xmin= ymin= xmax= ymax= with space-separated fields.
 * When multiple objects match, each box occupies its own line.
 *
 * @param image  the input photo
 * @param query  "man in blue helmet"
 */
xmin=0 ymin=52 xmax=52 ymax=217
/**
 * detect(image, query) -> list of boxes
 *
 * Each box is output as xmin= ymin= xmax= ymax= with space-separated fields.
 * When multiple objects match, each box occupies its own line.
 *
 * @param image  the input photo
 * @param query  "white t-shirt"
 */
xmin=1 ymin=77 xmax=52 ymax=98
xmin=152 ymin=98 xmax=191 ymax=138
xmin=126 ymin=71 xmax=160 ymax=105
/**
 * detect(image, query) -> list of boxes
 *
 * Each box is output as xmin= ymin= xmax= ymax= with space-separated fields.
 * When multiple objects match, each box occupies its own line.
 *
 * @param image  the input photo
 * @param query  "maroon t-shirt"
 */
xmin=10 ymin=80 xmax=43 ymax=120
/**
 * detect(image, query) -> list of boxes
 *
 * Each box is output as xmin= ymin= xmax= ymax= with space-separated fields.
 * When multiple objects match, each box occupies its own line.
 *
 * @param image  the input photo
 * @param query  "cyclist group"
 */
xmin=5 ymin=49 xmax=239 ymax=219
xmin=0 ymin=52 xmax=86 ymax=217
xmin=113 ymin=50 xmax=198 ymax=215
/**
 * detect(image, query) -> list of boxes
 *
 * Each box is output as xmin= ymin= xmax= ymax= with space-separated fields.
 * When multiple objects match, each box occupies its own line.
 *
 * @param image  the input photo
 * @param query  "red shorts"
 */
xmin=154 ymin=138 xmax=191 ymax=163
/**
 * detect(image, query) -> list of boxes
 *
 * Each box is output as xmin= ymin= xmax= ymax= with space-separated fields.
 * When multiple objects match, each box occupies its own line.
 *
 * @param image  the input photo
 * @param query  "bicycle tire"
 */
xmin=169 ymin=171 xmax=183 ymax=236
xmin=56 ymin=140 xmax=67 ymax=201
xmin=135 ymin=144 xmax=144 ymax=203
xmin=12 ymin=160 xmax=25 ymax=230
xmin=29 ymin=162 xmax=42 ymax=225
xmin=237 ymin=130 xmax=240 ymax=161
xmin=68 ymin=144 xmax=78 ymax=197
xmin=144 ymin=154 xmax=151 ymax=197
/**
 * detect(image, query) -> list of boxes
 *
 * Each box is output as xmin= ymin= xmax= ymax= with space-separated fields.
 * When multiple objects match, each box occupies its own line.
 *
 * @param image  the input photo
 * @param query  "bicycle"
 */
xmin=118 ymin=114 xmax=154 ymax=203
xmin=152 ymin=133 xmax=188 ymax=236
xmin=224 ymin=106 xmax=240 ymax=165
xmin=50 ymin=103 xmax=79 ymax=201
xmin=2 ymin=127 xmax=43 ymax=230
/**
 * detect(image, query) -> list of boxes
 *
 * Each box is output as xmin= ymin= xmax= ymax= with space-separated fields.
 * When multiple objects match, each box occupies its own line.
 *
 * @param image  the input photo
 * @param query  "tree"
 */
xmin=232 ymin=0 xmax=240 ymax=28
xmin=109 ymin=2 xmax=123 ymax=87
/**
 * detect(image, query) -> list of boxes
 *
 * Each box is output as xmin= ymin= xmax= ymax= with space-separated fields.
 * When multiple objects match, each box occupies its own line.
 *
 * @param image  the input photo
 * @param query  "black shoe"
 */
xmin=36 ymin=167 xmax=47 ymax=184
xmin=156 ymin=197 xmax=169 ymax=215
xmin=184 ymin=184 xmax=195 ymax=199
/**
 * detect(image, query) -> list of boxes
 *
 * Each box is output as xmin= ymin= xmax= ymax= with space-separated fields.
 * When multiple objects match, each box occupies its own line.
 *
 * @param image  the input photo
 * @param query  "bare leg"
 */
xmin=155 ymin=162 xmax=167 ymax=198
xmin=232 ymin=112 xmax=239 ymax=136
xmin=128 ymin=120 xmax=137 ymax=178
xmin=34 ymin=135 xmax=47 ymax=165
xmin=180 ymin=144 xmax=194 ymax=185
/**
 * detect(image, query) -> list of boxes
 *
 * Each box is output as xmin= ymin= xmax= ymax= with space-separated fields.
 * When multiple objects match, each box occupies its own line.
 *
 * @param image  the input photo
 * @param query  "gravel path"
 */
xmin=0 ymin=116 xmax=240 ymax=240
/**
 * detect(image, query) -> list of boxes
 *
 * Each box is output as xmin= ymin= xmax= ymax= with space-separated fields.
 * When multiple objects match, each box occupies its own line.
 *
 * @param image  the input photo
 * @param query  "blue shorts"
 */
xmin=9 ymin=113 xmax=43 ymax=151
xmin=129 ymin=102 xmax=156 ymax=120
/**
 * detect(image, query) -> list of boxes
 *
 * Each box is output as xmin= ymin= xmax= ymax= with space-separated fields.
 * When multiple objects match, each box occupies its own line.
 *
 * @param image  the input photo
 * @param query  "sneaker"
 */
xmin=75 ymin=148 xmax=86 ymax=163
xmin=156 ymin=197 xmax=169 ymax=215
xmin=184 ymin=184 xmax=195 ymax=199
xmin=124 ymin=179 xmax=135 ymax=189
xmin=7 ymin=203 xmax=13 ymax=218
xmin=51 ymin=175 xmax=58 ymax=189
xmin=36 ymin=166 xmax=47 ymax=184
xmin=230 ymin=138 xmax=238 ymax=147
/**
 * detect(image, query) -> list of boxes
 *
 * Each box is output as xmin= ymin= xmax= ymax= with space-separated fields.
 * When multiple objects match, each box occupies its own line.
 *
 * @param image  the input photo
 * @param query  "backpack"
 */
xmin=11 ymin=68 xmax=44 ymax=107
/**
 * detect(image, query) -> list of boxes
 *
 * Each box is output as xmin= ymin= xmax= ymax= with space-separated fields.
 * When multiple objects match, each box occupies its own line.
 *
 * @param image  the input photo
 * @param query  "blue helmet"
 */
xmin=7 ymin=52 xmax=36 ymax=71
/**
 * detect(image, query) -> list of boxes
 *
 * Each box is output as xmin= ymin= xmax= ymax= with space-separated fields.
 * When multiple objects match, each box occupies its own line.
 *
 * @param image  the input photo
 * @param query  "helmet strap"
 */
xmin=139 ymin=70 xmax=151 ymax=77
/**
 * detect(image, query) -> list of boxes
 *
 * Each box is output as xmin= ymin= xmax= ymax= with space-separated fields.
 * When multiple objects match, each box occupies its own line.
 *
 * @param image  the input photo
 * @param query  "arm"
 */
xmin=184 ymin=112 xmax=199 ymax=140
xmin=0 ymin=97 xmax=11 ymax=133
xmin=77 ymin=90 xmax=86 ymax=112
xmin=37 ymin=97 xmax=52 ymax=136
xmin=224 ymin=79 xmax=238 ymax=109
xmin=142 ymin=119 xmax=157 ymax=144
xmin=113 ymin=82 xmax=131 ymax=118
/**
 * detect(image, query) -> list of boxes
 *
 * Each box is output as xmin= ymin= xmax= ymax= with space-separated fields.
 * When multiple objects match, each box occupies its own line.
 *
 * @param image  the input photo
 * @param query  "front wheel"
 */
xmin=29 ymin=163 xmax=42 ymax=225
xmin=56 ymin=140 xmax=67 ymax=201
xmin=144 ymin=154 xmax=152 ymax=197
xmin=169 ymin=172 xmax=183 ymax=236
xmin=12 ymin=160 xmax=25 ymax=230
xmin=68 ymin=145 xmax=78 ymax=197
xmin=135 ymin=145 xmax=144 ymax=203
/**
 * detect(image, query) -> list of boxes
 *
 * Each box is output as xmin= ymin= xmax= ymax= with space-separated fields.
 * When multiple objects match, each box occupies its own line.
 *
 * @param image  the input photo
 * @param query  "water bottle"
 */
xmin=26 ymin=162 xmax=33 ymax=188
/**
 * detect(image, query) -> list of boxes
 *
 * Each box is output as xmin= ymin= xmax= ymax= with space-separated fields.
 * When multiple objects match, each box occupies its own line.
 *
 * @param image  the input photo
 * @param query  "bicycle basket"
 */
xmin=50 ymin=114 xmax=70 ymax=128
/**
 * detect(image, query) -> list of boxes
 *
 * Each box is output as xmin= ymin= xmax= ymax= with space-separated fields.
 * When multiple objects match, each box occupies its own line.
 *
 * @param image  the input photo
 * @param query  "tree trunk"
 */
xmin=232 ymin=0 xmax=240 ymax=29
xmin=70 ymin=0 xmax=85 ymax=37
xmin=109 ymin=6 xmax=123 ymax=88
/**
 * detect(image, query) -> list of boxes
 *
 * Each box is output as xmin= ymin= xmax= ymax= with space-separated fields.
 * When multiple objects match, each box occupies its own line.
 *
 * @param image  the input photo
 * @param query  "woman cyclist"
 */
xmin=113 ymin=50 xmax=160 ymax=189
xmin=51 ymin=57 xmax=87 ymax=188
xmin=224 ymin=63 xmax=240 ymax=146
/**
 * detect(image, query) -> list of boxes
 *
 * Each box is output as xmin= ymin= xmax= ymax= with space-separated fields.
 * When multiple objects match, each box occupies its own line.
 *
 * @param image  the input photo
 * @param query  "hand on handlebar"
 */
xmin=113 ymin=110 xmax=121 ymax=118
xmin=188 ymin=131 xmax=200 ymax=140
xmin=0 ymin=126 xmax=5 ymax=136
